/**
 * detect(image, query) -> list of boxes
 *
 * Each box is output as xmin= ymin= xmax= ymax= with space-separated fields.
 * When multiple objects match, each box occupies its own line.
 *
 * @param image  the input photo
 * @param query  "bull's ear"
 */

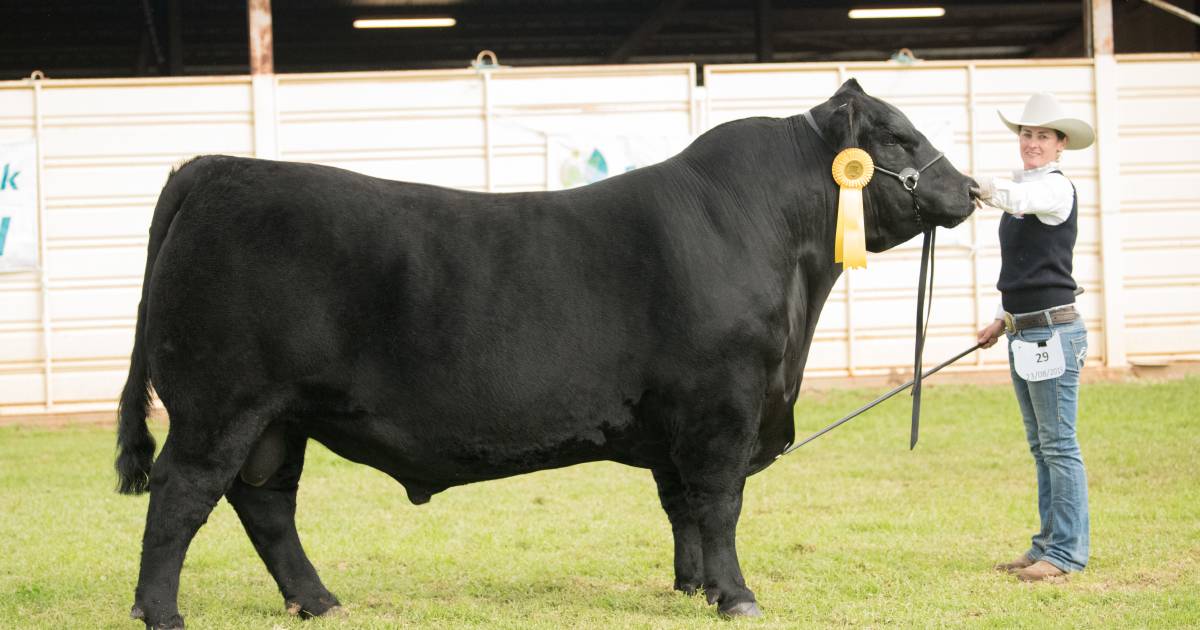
xmin=835 ymin=78 xmax=865 ymax=96
xmin=810 ymin=79 xmax=867 ymax=149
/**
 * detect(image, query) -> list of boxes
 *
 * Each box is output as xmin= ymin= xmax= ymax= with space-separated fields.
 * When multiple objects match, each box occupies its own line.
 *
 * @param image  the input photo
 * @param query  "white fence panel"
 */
xmin=0 ymin=65 xmax=695 ymax=414
xmin=275 ymin=64 xmax=695 ymax=193
xmin=487 ymin=64 xmax=695 ymax=191
xmin=0 ymin=56 xmax=1196 ymax=415
xmin=0 ymin=77 xmax=256 ymax=413
xmin=277 ymin=71 xmax=486 ymax=188
xmin=1114 ymin=57 xmax=1200 ymax=363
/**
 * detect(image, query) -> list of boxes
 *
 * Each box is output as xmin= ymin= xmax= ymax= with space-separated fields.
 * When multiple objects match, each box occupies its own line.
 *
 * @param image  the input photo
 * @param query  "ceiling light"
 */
xmin=848 ymin=7 xmax=945 ymax=19
xmin=353 ymin=17 xmax=457 ymax=29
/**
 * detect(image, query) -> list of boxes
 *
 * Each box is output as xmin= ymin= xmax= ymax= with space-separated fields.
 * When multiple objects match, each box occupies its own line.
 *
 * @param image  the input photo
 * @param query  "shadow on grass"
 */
xmin=317 ymin=574 xmax=717 ymax=628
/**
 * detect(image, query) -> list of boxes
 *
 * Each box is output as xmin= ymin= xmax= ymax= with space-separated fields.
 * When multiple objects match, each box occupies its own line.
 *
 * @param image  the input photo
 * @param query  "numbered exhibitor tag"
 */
xmin=1010 ymin=332 xmax=1066 ymax=382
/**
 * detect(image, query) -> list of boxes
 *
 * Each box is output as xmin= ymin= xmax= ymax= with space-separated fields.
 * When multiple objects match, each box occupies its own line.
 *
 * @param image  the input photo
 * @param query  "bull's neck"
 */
xmin=678 ymin=116 xmax=843 ymax=295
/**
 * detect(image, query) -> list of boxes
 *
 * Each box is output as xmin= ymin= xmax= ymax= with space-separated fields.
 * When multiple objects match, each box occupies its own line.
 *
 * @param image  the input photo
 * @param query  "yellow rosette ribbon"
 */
xmin=831 ymin=148 xmax=874 ymax=269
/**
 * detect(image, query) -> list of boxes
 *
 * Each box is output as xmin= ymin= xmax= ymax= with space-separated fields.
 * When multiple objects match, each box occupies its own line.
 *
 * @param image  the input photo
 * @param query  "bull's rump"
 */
xmin=144 ymin=156 xmax=725 ymax=476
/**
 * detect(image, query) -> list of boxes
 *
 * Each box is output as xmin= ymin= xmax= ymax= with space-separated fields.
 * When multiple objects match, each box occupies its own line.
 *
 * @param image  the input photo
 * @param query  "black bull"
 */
xmin=115 ymin=79 xmax=975 ymax=627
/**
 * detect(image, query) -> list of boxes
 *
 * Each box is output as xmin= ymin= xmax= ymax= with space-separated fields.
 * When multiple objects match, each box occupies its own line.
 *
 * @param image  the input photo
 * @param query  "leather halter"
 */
xmin=801 ymin=108 xmax=940 ymax=449
xmin=803 ymin=110 xmax=944 ymax=227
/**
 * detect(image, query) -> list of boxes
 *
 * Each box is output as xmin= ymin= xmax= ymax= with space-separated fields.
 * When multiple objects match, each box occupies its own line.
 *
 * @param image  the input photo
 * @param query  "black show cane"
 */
xmin=779 ymin=342 xmax=981 ymax=457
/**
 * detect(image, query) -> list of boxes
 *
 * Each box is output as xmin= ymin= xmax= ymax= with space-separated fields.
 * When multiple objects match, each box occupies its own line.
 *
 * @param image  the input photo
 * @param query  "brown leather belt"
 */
xmin=1004 ymin=305 xmax=1078 ymax=334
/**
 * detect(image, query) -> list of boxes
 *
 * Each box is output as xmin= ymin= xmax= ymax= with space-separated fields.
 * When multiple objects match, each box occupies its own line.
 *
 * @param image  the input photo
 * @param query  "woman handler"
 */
xmin=975 ymin=92 xmax=1094 ymax=582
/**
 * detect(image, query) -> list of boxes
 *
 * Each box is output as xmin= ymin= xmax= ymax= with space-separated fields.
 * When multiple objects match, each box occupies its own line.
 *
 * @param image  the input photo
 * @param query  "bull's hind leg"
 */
xmin=131 ymin=412 xmax=271 ymax=629
xmin=652 ymin=467 xmax=703 ymax=595
xmin=225 ymin=424 xmax=340 ymax=618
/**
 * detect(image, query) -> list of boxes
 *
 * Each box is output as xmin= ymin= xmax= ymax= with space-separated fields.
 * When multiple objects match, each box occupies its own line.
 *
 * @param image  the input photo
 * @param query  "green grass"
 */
xmin=1 ymin=377 xmax=1198 ymax=629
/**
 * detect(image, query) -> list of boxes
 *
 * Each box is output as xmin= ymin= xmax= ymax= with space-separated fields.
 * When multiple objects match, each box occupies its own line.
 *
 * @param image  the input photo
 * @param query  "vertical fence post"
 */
xmin=1090 ymin=0 xmax=1127 ymax=367
xmin=251 ymin=75 xmax=279 ymax=159
xmin=29 ymin=72 xmax=53 ymax=410
xmin=835 ymin=66 xmax=857 ymax=376
xmin=688 ymin=63 xmax=700 ymax=138
xmin=482 ymin=70 xmax=494 ymax=192
xmin=967 ymin=63 xmax=985 ymax=366
xmin=472 ymin=51 xmax=499 ymax=193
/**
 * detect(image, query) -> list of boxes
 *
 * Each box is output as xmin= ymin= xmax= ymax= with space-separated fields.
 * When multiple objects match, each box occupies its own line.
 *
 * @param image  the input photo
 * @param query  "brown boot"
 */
xmin=994 ymin=553 xmax=1035 ymax=573
xmin=1015 ymin=560 xmax=1067 ymax=582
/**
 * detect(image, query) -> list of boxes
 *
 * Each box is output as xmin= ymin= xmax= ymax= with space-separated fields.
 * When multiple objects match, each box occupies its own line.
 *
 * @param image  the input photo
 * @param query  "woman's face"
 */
xmin=1019 ymin=125 xmax=1067 ymax=170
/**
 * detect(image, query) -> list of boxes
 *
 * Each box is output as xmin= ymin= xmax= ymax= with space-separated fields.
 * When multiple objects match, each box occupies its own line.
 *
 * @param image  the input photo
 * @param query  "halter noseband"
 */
xmin=874 ymin=153 xmax=946 ymax=195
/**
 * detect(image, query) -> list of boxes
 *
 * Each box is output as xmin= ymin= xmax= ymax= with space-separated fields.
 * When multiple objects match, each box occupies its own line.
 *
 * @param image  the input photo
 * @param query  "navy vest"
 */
xmin=997 ymin=171 xmax=1078 ymax=314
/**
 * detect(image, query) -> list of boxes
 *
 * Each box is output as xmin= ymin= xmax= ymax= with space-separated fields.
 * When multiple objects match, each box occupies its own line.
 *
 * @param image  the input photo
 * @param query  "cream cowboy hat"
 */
xmin=998 ymin=92 xmax=1095 ymax=150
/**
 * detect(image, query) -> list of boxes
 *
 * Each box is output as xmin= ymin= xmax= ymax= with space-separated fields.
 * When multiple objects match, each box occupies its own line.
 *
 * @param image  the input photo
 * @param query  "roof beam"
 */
xmin=1032 ymin=0 xmax=1140 ymax=57
xmin=607 ymin=0 xmax=688 ymax=63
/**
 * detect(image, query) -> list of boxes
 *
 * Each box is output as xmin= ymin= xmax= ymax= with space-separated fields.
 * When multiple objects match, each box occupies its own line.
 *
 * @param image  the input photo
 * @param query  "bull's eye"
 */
xmin=881 ymin=134 xmax=899 ymax=147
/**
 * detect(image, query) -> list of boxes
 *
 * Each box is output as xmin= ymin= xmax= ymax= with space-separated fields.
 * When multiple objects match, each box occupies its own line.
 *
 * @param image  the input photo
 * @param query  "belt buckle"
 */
xmin=1003 ymin=312 xmax=1015 ymax=334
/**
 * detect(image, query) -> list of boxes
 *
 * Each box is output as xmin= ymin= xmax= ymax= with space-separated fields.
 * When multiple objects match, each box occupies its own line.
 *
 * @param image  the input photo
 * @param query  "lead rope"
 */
xmin=910 ymin=226 xmax=935 ymax=449
xmin=781 ymin=223 xmax=941 ymax=457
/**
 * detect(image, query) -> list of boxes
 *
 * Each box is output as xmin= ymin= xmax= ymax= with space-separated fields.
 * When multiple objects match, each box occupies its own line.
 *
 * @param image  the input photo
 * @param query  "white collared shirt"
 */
xmin=981 ymin=161 xmax=1075 ymax=226
xmin=984 ymin=162 xmax=1077 ymax=321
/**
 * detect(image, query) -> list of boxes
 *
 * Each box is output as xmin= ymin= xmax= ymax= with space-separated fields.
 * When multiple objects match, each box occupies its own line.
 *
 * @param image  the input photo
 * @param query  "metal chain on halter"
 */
xmin=874 ymin=152 xmax=945 ymax=228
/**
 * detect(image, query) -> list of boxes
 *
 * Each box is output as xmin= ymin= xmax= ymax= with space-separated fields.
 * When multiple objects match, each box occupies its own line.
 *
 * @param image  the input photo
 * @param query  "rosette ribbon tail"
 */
xmin=835 ymin=187 xmax=867 ymax=269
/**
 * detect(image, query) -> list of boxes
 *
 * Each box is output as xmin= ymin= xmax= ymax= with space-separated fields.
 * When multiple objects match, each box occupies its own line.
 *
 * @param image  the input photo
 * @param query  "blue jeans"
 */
xmin=1006 ymin=317 xmax=1090 ymax=572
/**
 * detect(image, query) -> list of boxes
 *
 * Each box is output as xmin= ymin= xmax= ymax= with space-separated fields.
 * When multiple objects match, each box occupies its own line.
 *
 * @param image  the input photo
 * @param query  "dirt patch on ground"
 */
xmin=0 ymin=407 xmax=167 ymax=429
xmin=1073 ymin=548 xmax=1200 ymax=594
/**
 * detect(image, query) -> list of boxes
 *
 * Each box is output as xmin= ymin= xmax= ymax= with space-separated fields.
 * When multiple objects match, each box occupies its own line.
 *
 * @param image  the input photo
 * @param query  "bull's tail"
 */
xmin=116 ymin=300 xmax=155 ymax=494
xmin=116 ymin=157 xmax=206 ymax=495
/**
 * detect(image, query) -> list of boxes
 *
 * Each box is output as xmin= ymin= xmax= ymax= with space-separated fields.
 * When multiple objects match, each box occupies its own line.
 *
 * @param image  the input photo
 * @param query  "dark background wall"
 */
xmin=2 ymin=0 xmax=1197 ymax=80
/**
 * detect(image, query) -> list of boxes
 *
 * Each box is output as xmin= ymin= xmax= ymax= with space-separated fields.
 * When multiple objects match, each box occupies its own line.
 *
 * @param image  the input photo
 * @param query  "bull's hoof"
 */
xmin=144 ymin=616 xmax=184 ymax=629
xmin=285 ymin=595 xmax=343 ymax=619
xmin=674 ymin=580 xmax=701 ymax=596
xmin=130 ymin=604 xmax=184 ymax=629
xmin=719 ymin=601 xmax=762 ymax=618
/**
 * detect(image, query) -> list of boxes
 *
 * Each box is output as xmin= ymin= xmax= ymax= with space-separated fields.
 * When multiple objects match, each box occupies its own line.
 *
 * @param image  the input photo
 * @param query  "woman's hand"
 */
xmin=970 ymin=176 xmax=996 ymax=209
xmin=977 ymin=318 xmax=1005 ymax=349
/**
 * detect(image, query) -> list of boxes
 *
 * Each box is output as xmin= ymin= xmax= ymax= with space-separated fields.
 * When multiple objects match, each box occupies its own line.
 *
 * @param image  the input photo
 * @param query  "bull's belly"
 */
xmin=298 ymin=409 xmax=671 ymax=502
xmin=284 ymin=364 xmax=796 ymax=501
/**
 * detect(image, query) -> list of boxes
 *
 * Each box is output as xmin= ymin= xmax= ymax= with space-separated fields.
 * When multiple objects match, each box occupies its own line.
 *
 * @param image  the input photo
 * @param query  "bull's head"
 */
xmin=807 ymin=79 xmax=978 ymax=252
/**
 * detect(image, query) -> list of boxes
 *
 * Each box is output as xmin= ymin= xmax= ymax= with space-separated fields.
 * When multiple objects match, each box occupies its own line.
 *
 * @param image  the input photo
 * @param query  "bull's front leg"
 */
xmin=687 ymin=476 xmax=758 ymax=616
xmin=670 ymin=412 xmax=761 ymax=617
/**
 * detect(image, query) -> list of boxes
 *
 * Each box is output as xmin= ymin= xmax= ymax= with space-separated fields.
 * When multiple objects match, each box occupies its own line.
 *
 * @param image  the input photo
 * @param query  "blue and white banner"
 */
xmin=546 ymin=135 xmax=690 ymax=191
xmin=0 ymin=139 xmax=39 ymax=272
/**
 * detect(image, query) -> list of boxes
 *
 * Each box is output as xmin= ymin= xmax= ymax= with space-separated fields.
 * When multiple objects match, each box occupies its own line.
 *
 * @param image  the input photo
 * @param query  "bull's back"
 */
xmin=146 ymin=157 xmax=682 ymax=469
